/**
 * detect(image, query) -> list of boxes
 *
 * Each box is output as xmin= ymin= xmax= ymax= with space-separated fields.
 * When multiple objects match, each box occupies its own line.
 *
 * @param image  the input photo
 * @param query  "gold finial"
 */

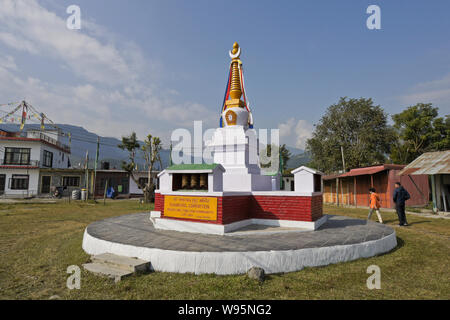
xmin=232 ymin=42 xmax=239 ymax=55
xmin=229 ymin=42 xmax=241 ymax=60
xmin=228 ymin=42 xmax=242 ymax=100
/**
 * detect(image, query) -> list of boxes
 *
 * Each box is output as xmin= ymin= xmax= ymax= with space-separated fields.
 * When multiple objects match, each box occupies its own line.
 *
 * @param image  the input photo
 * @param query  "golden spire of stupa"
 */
xmin=229 ymin=42 xmax=242 ymax=100
xmin=225 ymin=42 xmax=245 ymax=110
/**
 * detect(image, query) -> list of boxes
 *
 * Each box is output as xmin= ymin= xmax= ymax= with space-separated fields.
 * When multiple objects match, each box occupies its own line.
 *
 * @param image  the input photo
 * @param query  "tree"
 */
xmin=279 ymin=144 xmax=291 ymax=172
xmin=306 ymin=97 xmax=396 ymax=173
xmin=118 ymin=132 xmax=163 ymax=203
xmin=390 ymin=104 xmax=450 ymax=164
xmin=141 ymin=134 xmax=163 ymax=202
xmin=432 ymin=115 xmax=450 ymax=151
xmin=260 ymin=144 xmax=291 ymax=173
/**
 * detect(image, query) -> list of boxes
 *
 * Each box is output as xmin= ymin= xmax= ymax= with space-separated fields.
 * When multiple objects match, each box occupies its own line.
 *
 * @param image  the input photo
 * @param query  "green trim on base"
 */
xmin=166 ymin=163 xmax=219 ymax=171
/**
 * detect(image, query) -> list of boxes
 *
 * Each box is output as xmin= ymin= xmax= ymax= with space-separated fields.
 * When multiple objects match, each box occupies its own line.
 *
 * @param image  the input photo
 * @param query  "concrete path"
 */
xmin=82 ymin=213 xmax=397 ymax=274
xmin=85 ymin=213 xmax=394 ymax=252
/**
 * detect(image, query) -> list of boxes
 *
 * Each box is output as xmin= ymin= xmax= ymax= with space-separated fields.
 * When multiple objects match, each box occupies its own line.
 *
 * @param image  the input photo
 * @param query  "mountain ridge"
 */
xmin=0 ymin=123 xmax=308 ymax=170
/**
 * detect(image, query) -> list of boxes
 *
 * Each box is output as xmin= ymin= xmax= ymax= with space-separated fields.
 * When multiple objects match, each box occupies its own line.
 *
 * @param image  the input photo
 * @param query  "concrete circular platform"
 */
xmin=82 ymin=213 xmax=397 ymax=275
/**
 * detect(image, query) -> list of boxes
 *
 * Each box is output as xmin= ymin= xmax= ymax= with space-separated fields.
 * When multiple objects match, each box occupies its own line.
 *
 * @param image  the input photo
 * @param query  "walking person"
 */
xmin=393 ymin=182 xmax=410 ymax=226
xmin=368 ymin=188 xmax=383 ymax=223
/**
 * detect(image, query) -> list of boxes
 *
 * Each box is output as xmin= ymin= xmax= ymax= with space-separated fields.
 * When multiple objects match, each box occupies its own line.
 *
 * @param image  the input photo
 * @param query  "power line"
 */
xmin=0 ymin=101 xmax=173 ymax=159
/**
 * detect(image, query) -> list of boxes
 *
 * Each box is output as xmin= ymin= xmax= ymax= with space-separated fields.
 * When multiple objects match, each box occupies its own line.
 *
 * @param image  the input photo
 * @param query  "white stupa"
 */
xmin=207 ymin=42 xmax=273 ymax=191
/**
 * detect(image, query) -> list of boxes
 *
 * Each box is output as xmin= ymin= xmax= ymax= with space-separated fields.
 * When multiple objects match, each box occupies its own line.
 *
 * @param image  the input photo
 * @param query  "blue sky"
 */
xmin=0 ymin=0 xmax=449 ymax=149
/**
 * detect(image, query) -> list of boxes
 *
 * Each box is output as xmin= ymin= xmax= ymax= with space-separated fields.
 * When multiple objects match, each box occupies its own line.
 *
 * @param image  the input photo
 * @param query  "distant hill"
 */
xmin=0 ymin=123 xmax=170 ymax=170
xmin=1 ymin=123 xmax=309 ymax=170
xmin=284 ymin=146 xmax=310 ymax=169
xmin=286 ymin=152 xmax=311 ymax=169
xmin=285 ymin=146 xmax=304 ymax=156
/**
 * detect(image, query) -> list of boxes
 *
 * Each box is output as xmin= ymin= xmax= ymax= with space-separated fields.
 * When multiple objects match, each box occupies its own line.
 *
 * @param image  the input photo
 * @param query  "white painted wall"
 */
xmin=0 ymin=168 xmax=40 ymax=196
xmin=0 ymin=139 xmax=70 ymax=169
xmin=282 ymin=176 xmax=295 ymax=191
xmin=129 ymin=177 xmax=143 ymax=195
xmin=210 ymin=168 xmax=223 ymax=192
xmin=129 ymin=172 xmax=154 ymax=195
xmin=0 ymin=140 xmax=41 ymax=165
xmin=0 ymin=138 xmax=70 ymax=196
xmin=27 ymin=130 xmax=61 ymax=142
xmin=294 ymin=170 xmax=314 ymax=193
xmin=40 ymin=145 xmax=70 ymax=169
xmin=209 ymin=127 xmax=260 ymax=175
xmin=157 ymin=171 xmax=172 ymax=192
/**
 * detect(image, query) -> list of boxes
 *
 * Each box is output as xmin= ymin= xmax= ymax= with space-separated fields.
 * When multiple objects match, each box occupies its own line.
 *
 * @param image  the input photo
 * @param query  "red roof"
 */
xmin=0 ymin=165 xmax=39 ymax=169
xmin=339 ymin=164 xmax=405 ymax=177
xmin=323 ymin=173 xmax=341 ymax=180
xmin=323 ymin=164 xmax=406 ymax=180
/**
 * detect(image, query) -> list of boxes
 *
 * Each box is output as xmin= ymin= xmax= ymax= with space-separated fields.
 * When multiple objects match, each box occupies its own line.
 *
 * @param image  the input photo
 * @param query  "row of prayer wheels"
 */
xmin=181 ymin=173 xmax=208 ymax=190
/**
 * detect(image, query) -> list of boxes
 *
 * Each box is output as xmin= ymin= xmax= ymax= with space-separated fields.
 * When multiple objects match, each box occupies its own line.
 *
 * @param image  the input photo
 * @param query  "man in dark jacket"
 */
xmin=393 ymin=182 xmax=410 ymax=226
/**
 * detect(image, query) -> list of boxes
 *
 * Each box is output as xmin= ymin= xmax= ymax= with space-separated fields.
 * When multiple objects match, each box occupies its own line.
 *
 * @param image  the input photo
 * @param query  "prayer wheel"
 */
xmin=199 ymin=173 xmax=208 ymax=189
xmin=190 ymin=174 xmax=199 ymax=189
xmin=181 ymin=174 xmax=190 ymax=189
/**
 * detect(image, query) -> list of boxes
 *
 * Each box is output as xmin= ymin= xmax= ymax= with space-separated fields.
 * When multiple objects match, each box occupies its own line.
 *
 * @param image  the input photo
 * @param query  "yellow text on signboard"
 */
xmin=164 ymin=196 xmax=217 ymax=221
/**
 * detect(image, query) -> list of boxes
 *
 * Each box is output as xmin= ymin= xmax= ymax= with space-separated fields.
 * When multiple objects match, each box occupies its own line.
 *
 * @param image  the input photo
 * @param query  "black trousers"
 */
xmin=396 ymin=203 xmax=408 ymax=225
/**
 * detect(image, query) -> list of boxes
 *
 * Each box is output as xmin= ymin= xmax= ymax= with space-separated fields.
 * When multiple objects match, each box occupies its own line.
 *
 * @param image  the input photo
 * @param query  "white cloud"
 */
xmin=0 ymin=0 xmax=217 ymax=145
xmin=0 ymin=32 xmax=39 ymax=54
xmin=399 ymin=74 xmax=450 ymax=113
xmin=278 ymin=118 xmax=313 ymax=150
xmin=0 ymin=0 xmax=134 ymax=85
xmin=0 ymin=53 xmax=17 ymax=70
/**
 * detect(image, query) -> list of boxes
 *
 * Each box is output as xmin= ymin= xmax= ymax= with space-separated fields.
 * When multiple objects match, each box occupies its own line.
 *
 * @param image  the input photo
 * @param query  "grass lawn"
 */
xmin=0 ymin=200 xmax=448 ymax=300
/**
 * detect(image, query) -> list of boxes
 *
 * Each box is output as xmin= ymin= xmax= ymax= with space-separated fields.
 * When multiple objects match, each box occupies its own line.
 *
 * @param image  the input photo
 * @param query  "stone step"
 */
xmin=82 ymin=262 xmax=133 ymax=282
xmin=91 ymin=253 xmax=150 ymax=273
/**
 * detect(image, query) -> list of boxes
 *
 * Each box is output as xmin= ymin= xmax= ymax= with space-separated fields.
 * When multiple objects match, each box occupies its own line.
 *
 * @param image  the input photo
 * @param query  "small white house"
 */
xmin=281 ymin=173 xmax=295 ymax=191
xmin=291 ymin=166 xmax=323 ymax=193
xmin=129 ymin=170 xmax=161 ymax=196
xmin=0 ymin=129 xmax=71 ymax=197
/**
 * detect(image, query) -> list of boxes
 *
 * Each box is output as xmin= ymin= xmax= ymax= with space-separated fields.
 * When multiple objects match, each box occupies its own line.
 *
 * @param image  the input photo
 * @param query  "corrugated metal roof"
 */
xmin=323 ymin=173 xmax=342 ymax=181
xmin=399 ymin=150 xmax=450 ymax=175
xmin=322 ymin=164 xmax=405 ymax=180
xmin=339 ymin=164 xmax=405 ymax=178
xmin=339 ymin=166 xmax=386 ymax=177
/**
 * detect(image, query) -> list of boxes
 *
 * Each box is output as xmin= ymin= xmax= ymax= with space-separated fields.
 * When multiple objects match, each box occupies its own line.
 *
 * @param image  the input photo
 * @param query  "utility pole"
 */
xmin=93 ymin=136 xmax=100 ymax=199
xmin=85 ymin=150 xmax=89 ymax=201
xmin=279 ymin=149 xmax=283 ymax=190
xmin=169 ymin=142 xmax=173 ymax=167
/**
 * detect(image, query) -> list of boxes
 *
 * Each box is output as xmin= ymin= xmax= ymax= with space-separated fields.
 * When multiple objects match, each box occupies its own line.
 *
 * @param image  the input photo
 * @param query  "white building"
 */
xmin=281 ymin=173 xmax=295 ymax=191
xmin=129 ymin=171 xmax=160 ymax=196
xmin=291 ymin=166 xmax=323 ymax=193
xmin=0 ymin=128 xmax=71 ymax=197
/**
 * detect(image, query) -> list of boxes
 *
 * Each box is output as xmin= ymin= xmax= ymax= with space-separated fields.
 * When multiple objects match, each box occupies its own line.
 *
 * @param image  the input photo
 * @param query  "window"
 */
xmin=43 ymin=150 xmax=53 ymax=167
xmin=4 ymin=148 xmax=30 ymax=165
xmin=10 ymin=175 xmax=29 ymax=190
xmin=120 ymin=178 xmax=129 ymax=193
xmin=138 ymin=177 xmax=149 ymax=189
xmin=63 ymin=176 xmax=80 ymax=187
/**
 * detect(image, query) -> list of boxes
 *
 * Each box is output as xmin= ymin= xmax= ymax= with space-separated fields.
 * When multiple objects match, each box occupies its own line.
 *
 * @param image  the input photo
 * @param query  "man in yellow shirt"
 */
xmin=368 ymin=187 xmax=383 ymax=223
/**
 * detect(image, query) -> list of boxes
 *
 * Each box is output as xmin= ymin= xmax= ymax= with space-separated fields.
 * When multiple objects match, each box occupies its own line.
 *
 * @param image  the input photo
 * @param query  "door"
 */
xmin=41 ymin=176 xmax=51 ymax=194
xmin=0 ymin=174 xmax=5 ymax=195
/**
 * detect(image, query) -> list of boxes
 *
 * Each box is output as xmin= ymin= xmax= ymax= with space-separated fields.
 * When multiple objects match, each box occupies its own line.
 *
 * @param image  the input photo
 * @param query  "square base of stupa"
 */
xmin=151 ymin=190 xmax=325 ymax=235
